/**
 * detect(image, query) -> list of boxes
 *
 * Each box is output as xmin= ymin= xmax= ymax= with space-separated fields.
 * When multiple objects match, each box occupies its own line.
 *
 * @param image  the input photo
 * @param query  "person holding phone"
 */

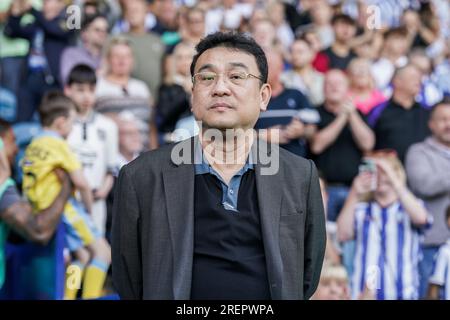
xmin=337 ymin=150 xmax=431 ymax=300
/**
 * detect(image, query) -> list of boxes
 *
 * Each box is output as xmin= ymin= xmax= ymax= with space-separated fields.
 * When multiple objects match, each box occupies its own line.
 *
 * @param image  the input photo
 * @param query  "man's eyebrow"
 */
xmin=228 ymin=62 xmax=249 ymax=71
xmin=196 ymin=64 xmax=214 ymax=73
xmin=196 ymin=62 xmax=250 ymax=73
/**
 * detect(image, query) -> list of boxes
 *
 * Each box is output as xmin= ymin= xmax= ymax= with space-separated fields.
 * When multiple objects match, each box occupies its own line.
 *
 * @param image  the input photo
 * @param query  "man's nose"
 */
xmin=211 ymin=74 xmax=231 ymax=96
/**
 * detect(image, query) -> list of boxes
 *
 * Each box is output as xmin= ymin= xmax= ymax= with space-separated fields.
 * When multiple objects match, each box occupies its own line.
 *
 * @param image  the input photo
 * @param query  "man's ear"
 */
xmin=259 ymin=83 xmax=272 ymax=112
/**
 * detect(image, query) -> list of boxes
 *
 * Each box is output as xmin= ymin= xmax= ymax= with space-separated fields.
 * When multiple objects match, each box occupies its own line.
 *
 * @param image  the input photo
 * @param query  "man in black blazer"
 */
xmin=112 ymin=32 xmax=326 ymax=300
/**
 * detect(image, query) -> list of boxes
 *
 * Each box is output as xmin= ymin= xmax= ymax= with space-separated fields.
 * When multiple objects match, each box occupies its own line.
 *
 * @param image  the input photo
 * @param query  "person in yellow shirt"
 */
xmin=22 ymin=91 xmax=111 ymax=299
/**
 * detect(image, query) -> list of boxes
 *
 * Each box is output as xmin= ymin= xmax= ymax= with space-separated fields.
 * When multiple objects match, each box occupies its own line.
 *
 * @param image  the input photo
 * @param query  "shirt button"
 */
xmin=229 ymin=189 xmax=234 ymax=194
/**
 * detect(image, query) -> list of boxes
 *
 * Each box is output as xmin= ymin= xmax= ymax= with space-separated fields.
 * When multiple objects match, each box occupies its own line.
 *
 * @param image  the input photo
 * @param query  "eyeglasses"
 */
xmin=192 ymin=71 xmax=264 ymax=87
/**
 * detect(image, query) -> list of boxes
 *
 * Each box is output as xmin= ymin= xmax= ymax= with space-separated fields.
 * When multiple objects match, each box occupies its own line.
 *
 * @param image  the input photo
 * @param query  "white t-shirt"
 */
xmin=68 ymin=111 xmax=119 ymax=189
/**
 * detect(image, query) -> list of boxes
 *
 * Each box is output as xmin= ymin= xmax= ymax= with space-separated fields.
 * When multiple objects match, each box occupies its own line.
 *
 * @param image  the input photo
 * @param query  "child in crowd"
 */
xmin=21 ymin=91 xmax=111 ymax=299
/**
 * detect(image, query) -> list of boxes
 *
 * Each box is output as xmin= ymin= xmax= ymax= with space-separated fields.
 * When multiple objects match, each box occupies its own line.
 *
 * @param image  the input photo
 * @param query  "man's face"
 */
xmin=186 ymin=11 xmax=205 ymax=37
xmin=191 ymin=47 xmax=271 ymax=131
xmin=125 ymin=0 xmax=147 ymax=29
xmin=333 ymin=21 xmax=356 ymax=43
xmin=393 ymin=66 xmax=422 ymax=97
xmin=1 ymin=129 xmax=18 ymax=165
xmin=314 ymin=278 xmax=349 ymax=300
xmin=385 ymin=35 xmax=408 ymax=56
xmin=324 ymin=70 xmax=349 ymax=104
xmin=108 ymin=44 xmax=134 ymax=76
xmin=291 ymin=40 xmax=314 ymax=68
xmin=83 ymin=17 xmax=109 ymax=48
xmin=266 ymin=50 xmax=284 ymax=86
xmin=251 ymin=21 xmax=276 ymax=50
xmin=119 ymin=120 xmax=143 ymax=155
xmin=429 ymin=104 xmax=450 ymax=146
xmin=64 ymin=83 xmax=96 ymax=114
xmin=43 ymin=0 xmax=65 ymax=20
xmin=174 ymin=45 xmax=196 ymax=76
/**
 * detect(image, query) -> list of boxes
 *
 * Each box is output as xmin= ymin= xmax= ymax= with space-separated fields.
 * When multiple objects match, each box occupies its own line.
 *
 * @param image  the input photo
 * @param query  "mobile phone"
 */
xmin=359 ymin=158 xmax=377 ymax=190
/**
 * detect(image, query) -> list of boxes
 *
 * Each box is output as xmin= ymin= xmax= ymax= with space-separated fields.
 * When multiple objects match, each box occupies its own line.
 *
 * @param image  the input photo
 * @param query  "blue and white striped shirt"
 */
xmin=429 ymin=239 xmax=450 ymax=300
xmin=351 ymin=200 xmax=430 ymax=300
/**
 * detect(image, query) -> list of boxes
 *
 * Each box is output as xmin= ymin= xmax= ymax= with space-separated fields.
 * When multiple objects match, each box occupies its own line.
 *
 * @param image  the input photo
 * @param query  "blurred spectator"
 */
xmin=4 ymin=0 xmax=75 ymax=122
xmin=346 ymin=58 xmax=386 ymax=115
xmin=319 ymin=176 xmax=342 ymax=265
xmin=116 ymin=111 xmax=143 ymax=169
xmin=338 ymin=152 xmax=430 ymax=300
xmin=266 ymin=0 xmax=294 ymax=53
xmin=409 ymin=49 xmax=443 ymax=109
xmin=60 ymin=14 xmax=109 ymax=85
xmin=432 ymin=41 xmax=450 ymax=98
xmin=79 ymin=0 xmax=121 ymax=28
xmin=309 ymin=0 xmax=334 ymax=50
xmin=281 ymin=36 xmax=324 ymax=106
xmin=427 ymin=206 xmax=450 ymax=300
xmin=255 ymin=49 xmax=319 ymax=158
xmin=21 ymin=91 xmax=111 ymax=300
xmin=65 ymin=64 xmax=119 ymax=237
xmin=405 ymin=99 xmax=450 ymax=298
xmin=0 ymin=0 xmax=41 ymax=98
xmin=111 ymin=0 xmax=156 ymax=35
xmin=156 ymin=41 xmax=195 ymax=143
xmin=402 ymin=9 xmax=436 ymax=50
xmin=369 ymin=64 xmax=430 ymax=163
xmin=95 ymin=36 xmax=158 ymax=150
xmin=120 ymin=0 xmax=165 ymax=100
xmin=0 ymin=122 xmax=72 ymax=291
xmin=313 ymin=14 xmax=357 ymax=73
xmin=250 ymin=18 xmax=282 ymax=53
xmin=204 ymin=0 xmax=253 ymax=35
xmin=371 ymin=27 xmax=409 ymax=91
xmin=311 ymin=69 xmax=374 ymax=222
xmin=348 ymin=1 xmax=384 ymax=61
xmin=177 ymin=6 xmax=205 ymax=48
xmin=150 ymin=0 xmax=182 ymax=42
xmin=310 ymin=261 xmax=350 ymax=300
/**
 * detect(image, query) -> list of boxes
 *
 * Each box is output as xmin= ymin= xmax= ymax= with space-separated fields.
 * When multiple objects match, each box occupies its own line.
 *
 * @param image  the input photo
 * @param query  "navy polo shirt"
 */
xmin=190 ymin=143 xmax=271 ymax=299
xmin=194 ymin=143 xmax=255 ymax=212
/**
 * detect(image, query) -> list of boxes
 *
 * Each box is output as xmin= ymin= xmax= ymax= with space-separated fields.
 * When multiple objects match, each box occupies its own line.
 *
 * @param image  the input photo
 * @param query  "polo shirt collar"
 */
xmin=194 ymin=138 xmax=255 ymax=176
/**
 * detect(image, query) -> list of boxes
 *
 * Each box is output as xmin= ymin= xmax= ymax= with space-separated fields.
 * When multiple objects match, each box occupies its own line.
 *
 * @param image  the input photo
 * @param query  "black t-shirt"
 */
xmin=322 ymin=46 xmax=356 ymax=71
xmin=372 ymin=99 xmax=431 ymax=163
xmin=313 ymin=105 xmax=366 ymax=186
xmin=255 ymin=88 xmax=319 ymax=157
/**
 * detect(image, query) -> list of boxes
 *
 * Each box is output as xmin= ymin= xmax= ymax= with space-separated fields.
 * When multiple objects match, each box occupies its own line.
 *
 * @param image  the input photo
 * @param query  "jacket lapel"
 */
xmin=163 ymin=138 xmax=195 ymax=299
xmin=254 ymin=141 xmax=283 ymax=299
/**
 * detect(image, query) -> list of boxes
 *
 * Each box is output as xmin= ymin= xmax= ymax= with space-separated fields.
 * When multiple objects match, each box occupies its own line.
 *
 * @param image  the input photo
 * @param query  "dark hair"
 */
xmin=81 ymin=13 xmax=108 ymax=32
xmin=430 ymin=97 xmax=450 ymax=117
xmin=38 ymin=91 xmax=77 ymax=127
xmin=383 ymin=26 xmax=408 ymax=40
xmin=190 ymin=32 xmax=268 ymax=84
xmin=67 ymin=64 xmax=97 ymax=86
xmin=331 ymin=14 xmax=356 ymax=26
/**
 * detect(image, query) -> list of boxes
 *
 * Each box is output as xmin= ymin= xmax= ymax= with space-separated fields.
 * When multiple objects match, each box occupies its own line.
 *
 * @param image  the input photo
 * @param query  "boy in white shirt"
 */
xmin=65 ymin=64 xmax=119 ymax=237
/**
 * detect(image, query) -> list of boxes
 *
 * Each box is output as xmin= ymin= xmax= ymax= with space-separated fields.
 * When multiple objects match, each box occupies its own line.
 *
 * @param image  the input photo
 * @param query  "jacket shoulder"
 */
xmin=278 ymin=147 xmax=313 ymax=171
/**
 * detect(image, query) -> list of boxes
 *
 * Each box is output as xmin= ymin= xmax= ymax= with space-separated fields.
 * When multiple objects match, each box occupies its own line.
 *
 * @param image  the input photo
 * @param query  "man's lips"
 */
xmin=209 ymin=103 xmax=233 ymax=111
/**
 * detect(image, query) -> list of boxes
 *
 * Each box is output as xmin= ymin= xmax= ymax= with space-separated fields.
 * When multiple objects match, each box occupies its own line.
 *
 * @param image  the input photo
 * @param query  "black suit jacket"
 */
xmin=112 ymin=136 xmax=326 ymax=299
